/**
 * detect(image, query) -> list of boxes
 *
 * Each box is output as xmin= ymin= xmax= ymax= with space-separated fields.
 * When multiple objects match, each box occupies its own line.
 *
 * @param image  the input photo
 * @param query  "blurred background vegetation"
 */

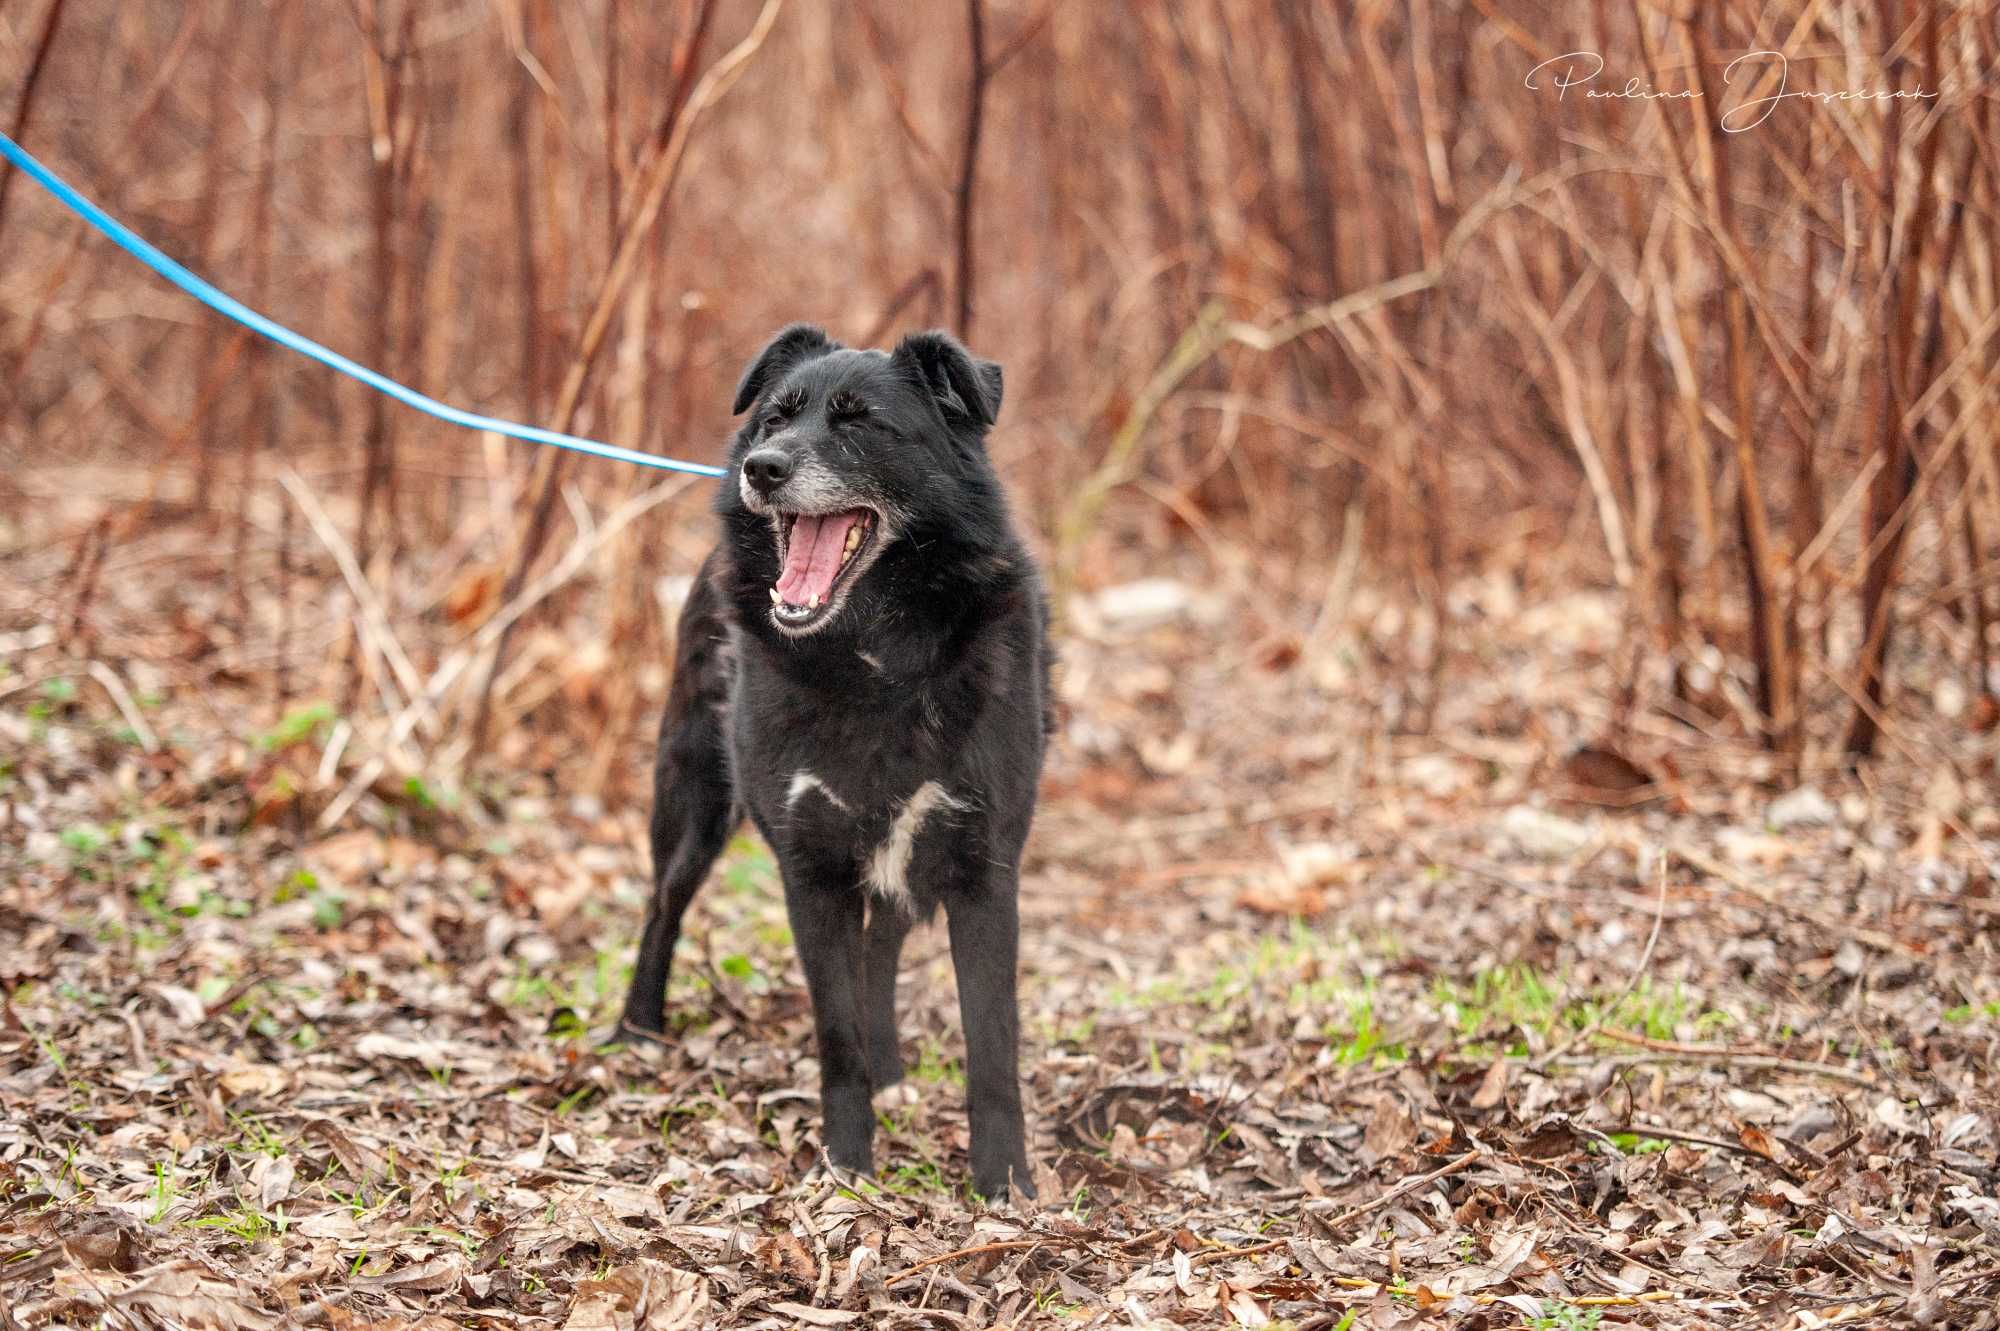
xmin=3 ymin=0 xmax=1996 ymax=803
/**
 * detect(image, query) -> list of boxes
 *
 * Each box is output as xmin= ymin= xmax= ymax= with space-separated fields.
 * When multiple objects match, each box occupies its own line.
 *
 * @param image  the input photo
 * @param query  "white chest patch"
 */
xmin=865 ymin=781 xmax=963 ymax=910
xmin=787 ymin=770 xmax=851 ymax=814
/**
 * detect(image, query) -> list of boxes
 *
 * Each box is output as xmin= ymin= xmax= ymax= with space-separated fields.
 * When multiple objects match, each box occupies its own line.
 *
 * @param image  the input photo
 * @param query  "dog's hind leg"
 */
xmin=861 ymin=903 xmax=913 ymax=1090
xmin=945 ymin=879 xmax=1035 ymax=1200
xmin=786 ymin=878 xmax=875 ymax=1174
xmin=618 ymin=560 xmax=737 ymax=1041
xmin=619 ymin=765 xmax=732 ymax=1040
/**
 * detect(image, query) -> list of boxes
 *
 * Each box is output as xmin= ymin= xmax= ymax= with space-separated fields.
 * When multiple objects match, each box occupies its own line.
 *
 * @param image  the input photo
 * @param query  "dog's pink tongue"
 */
xmin=777 ymin=511 xmax=862 ymax=605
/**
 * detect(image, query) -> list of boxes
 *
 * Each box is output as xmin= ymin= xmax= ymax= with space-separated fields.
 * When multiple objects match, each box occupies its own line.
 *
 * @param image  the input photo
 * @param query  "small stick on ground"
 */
xmin=85 ymin=660 xmax=156 ymax=753
xmin=1548 ymin=1044 xmax=1886 ymax=1091
xmin=1604 ymin=1121 xmax=1789 ymax=1159
xmin=884 ymin=1240 xmax=1044 ymax=1288
xmin=790 ymin=1197 xmax=833 ymax=1306
xmin=1199 ymin=1150 xmax=1484 ymax=1265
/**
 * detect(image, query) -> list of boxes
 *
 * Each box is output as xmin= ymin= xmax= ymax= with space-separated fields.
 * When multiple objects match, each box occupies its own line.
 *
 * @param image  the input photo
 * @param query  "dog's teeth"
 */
xmin=809 ymin=592 xmax=821 ymax=610
xmin=770 ymin=586 xmax=781 ymax=605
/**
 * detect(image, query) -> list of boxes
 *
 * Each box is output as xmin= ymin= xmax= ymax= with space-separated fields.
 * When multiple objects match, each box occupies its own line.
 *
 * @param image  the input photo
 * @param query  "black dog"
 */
xmin=618 ymin=325 xmax=1050 ymax=1200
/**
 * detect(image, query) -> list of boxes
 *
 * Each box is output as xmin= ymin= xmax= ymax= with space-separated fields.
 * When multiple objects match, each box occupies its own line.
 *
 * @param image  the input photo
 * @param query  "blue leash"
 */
xmin=0 ymin=132 xmax=727 ymax=479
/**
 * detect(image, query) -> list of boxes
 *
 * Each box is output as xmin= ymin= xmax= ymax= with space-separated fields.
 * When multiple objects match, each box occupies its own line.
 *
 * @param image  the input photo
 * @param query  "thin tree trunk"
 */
xmin=187 ymin=27 xmax=235 ymax=513
xmin=1847 ymin=0 xmax=1933 ymax=758
xmin=355 ymin=0 xmax=403 ymax=579
xmin=953 ymin=0 xmax=988 ymax=336
xmin=238 ymin=3 xmax=291 ymax=630
xmin=1685 ymin=14 xmax=1796 ymax=753
xmin=0 ymin=0 xmax=67 ymax=245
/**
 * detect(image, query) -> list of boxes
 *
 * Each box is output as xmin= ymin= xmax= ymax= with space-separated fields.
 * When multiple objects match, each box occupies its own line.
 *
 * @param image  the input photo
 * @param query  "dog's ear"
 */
xmin=733 ymin=324 xmax=838 ymax=415
xmin=975 ymin=359 xmax=1004 ymax=419
xmin=893 ymin=330 xmax=1002 ymax=428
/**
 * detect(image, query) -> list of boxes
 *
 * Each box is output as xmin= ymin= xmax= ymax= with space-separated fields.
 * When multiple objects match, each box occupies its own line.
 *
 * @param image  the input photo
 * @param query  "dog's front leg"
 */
xmin=783 ymin=874 xmax=875 ymax=1175
xmin=944 ymin=878 xmax=1035 ymax=1201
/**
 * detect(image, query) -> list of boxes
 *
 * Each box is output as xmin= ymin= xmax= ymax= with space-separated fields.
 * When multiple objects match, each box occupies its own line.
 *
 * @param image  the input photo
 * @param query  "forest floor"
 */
xmin=3 ymin=496 xmax=1999 ymax=1330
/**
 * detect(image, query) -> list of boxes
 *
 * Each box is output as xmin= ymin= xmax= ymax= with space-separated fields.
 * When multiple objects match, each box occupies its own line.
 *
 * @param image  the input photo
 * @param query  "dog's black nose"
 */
xmin=742 ymin=449 xmax=794 ymax=495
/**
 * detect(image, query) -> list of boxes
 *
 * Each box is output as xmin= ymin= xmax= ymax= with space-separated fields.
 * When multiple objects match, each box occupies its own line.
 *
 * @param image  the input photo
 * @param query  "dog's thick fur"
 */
xmin=618 ymin=325 xmax=1050 ymax=1199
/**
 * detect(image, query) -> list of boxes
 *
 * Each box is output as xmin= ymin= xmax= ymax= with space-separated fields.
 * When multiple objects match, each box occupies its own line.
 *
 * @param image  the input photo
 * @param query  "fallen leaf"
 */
xmin=1468 ymin=1058 xmax=1510 ymax=1111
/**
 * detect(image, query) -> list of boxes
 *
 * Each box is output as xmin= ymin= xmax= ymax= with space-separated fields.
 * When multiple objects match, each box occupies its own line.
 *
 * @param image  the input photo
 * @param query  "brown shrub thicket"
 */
xmin=4 ymin=1 xmax=1996 ymax=783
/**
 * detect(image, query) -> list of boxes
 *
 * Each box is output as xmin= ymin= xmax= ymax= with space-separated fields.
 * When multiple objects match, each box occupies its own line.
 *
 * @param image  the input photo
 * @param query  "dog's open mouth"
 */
xmin=769 ymin=508 xmax=877 ymax=629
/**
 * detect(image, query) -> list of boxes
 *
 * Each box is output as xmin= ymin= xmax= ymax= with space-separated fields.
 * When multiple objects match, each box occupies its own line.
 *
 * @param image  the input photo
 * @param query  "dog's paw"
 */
xmin=799 ymin=1158 xmax=876 ymax=1196
xmin=970 ymin=1157 xmax=1039 ymax=1206
xmin=598 ymin=1018 xmax=672 ymax=1054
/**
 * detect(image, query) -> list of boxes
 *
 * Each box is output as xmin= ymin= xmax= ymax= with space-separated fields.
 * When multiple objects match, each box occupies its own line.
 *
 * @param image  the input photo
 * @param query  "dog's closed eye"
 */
xmin=764 ymin=393 xmax=804 ymax=432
